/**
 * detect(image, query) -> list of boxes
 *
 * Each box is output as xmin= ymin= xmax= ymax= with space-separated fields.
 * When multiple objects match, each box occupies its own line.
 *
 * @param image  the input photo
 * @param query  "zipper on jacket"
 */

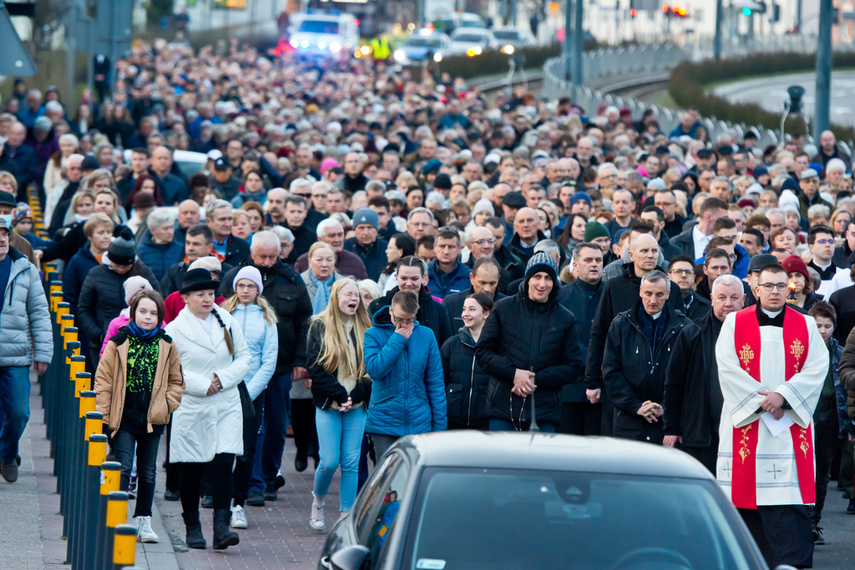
xmin=467 ymin=353 xmax=476 ymax=426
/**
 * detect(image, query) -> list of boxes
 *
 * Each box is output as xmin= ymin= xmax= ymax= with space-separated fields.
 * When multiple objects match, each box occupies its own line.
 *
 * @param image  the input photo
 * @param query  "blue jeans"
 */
xmin=314 ymin=406 xmax=367 ymax=512
xmin=488 ymin=418 xmax=557 ymax=433
xmin=0 ymin=366 xmax=31 ymax=463
xmin=250 ymin=373 xmax=291 ymax=493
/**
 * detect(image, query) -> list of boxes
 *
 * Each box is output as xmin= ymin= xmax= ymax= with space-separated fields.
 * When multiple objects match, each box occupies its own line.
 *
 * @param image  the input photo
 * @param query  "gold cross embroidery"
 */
xmin=790 ymin=339 xmax=805 ymax=372
xmin=739 ymin=343 xmax=754 ymax=371
xmin=798 ymin=428 xmax=810 ymax=459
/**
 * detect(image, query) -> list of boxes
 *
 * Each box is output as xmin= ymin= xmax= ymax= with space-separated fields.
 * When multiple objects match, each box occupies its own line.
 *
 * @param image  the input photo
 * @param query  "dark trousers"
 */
xmin=232 ymin=395 xmax=263 ymax=507
xmin=558 ymin=402 xmax=602 ymax=436
xmin=179 ymin=453 xmax=235 ymax=514
xmin=253 ymin=373 xmax=291 ymax=491
xmin=682 ymin=433 xmax=720 ymax=474
xmin=291 ymin=398 xmax=319 ymax=460
xmin=613 ymin=409 xmax=663 ymax=444
xmin=841 ymin=437 xmax=855 ymax=498
xmin=811 ymin=418 xmax=838 ymax=526
xmin=369 ymin=434 xmax=399 ymax=462
xmin=113 ymin=428 xmax=161 ymax=518
xmin=739 ymin=505 xmax=813 ymax=569
xmin=164 ymin=418 xmax=180 ymax=493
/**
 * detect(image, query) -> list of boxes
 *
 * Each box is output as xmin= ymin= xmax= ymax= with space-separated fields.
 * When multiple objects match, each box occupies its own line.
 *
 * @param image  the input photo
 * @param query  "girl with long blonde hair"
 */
xmin=306 ymin=278 xmax=372 ymax=531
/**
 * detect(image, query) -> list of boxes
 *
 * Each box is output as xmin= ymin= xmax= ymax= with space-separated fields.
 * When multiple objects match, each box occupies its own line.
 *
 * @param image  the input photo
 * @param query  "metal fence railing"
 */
xmin=542 ymin=35 xmax=840 ymax=148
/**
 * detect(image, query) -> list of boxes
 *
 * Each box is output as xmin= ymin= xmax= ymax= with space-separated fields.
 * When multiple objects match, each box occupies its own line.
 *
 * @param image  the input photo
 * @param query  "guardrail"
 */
xmin=31 ymin=184 xmax=141 ymax=570
xmin=542 ymin=35 xmax=833 ymax=148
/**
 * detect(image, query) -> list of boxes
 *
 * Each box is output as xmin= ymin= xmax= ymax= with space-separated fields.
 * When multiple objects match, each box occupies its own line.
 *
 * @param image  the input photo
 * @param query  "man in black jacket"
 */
xmin=663 ymin=274 xmax=745 ymax=472
xmin=586 ymin=234 xmax=685 ymax=435
xmin=220 ymin=231 xmax=312 ymax=504
xmin=443 ymin=257 xmax=504 ymax=331
xmin=667 ymin=255 xmax=711 ymax=322
xmin=557 ymin=242 xmax=604 ymax=435
xmin=476 ymin=252 xmax=582 ymax=432
xmin=368 ymin=256 xmax=453 ymax=349
xmin=670 ymin=197 xmax=728 ymax=262
xmin=640 ymin=205 xmax=681 ymax=262
xmin=205 ymin=200 xmax=250 ymax=267
xmin=161 ymin=224 xmax=233 ymax=297
xmin=343 ymin=208 xmax=387 ymax=281
xmin=602 ymin=271 xmax=690 ymax=444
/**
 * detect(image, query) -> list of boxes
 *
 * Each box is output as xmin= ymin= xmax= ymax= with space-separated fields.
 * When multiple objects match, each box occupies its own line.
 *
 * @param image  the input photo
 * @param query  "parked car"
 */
xmin=448 ymin=28 xmax=496 ymax=57
xmin=435 ymin=11 xmax=487 ymax=35
xmin=319 ymin=432 xmax=776 ymax=570
xmin=393 ymin=30 xmax=451 ymax=65
xmin=491 ymin=26 xmax=537 ymax=54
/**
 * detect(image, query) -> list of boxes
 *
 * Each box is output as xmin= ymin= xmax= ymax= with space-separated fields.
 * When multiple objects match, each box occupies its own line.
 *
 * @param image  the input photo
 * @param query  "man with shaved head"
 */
xmin=585 ymin=232 xmax=684 ymax=435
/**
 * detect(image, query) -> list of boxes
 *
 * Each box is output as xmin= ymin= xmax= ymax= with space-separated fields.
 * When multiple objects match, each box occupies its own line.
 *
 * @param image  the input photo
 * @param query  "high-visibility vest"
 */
xmin=371 ymin=37 xmax=390 ymax=60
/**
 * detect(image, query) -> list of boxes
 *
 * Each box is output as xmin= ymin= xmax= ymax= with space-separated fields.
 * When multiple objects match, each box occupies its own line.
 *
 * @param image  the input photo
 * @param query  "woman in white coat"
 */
xmin=165 ymin=268 xmax=251 ymax=551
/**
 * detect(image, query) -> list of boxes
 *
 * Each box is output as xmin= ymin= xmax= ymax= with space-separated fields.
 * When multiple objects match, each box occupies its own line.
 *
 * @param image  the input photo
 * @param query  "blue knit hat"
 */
xmin=525 ymin=251 xmax=558 ymax=283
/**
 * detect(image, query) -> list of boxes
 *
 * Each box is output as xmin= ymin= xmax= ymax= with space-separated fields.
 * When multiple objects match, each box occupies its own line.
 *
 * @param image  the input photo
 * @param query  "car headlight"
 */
xmin=318 ymin=41 xmax=327 ymax=50
xmin=360 ymin=45 xmax=371 ymax=55
xmin=467 ymin=46 xmax=482 ymax=57
xmin=501 ymin=44 xmax=515 ymax=55
xmin=433 ymin=52 xmax=443 ymax=63
xmin=394 ymin=49 xmax=406 ymax=62
xmin=299 ymin=40 xmax=309 ymax=49
xmin=290 ymin=39 xmax=298 ymax=48
xmin=330 ymin=41 xmax=341 ymax=53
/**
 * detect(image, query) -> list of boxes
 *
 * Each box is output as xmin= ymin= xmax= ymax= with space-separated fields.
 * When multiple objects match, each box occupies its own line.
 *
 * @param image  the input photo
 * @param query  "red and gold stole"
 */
xmin=731 ymin=306 xmax=815 ymax=509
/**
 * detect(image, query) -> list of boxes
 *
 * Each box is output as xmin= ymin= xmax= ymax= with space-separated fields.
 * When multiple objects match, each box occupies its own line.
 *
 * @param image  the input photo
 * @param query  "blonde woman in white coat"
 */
xmin=165 ymin=268 xmax=251 ymax=551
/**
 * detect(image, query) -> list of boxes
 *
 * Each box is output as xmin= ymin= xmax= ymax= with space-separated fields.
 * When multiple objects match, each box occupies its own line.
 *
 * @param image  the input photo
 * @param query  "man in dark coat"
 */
xmin=443 ymin=257 xmax=504 ymax=332
xmin=663 ymin=274 xmax=745 ymax=472
xmin=0 ymin=122 xmax=38 ymax=202
xmin=667 ymin=255 xmax=711 ymax=322
xmin=586 ymin=234 xmax=685 ymax=435
xmin=602 ymin=271 xmax=690 ymax=444
xmin=205 ymin=200 xmax=250 ymax=267
xmin=640 ymin=205 xmax=681 ymax=262
xmin=220 ymin=230 xmax=312 ymax=504
xmin=368 ymin=256 xmax=453 ymax=349
xmin=343 ymin=209 xmax=387 ymax=281
xmin=476 ymin=252 xmax=582 ymax=432
xmin=557 ymin=242 xmax=605 ymax=435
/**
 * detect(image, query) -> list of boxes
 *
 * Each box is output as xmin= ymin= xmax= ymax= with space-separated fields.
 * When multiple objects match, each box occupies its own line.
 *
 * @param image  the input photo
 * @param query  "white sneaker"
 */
xmin=135 ymin=516 xmax=158 ymax=543
xmin=310 ymin=501 xmax=326 ymax=531
xmin=230 ymin=505 xmax=248 ymax=529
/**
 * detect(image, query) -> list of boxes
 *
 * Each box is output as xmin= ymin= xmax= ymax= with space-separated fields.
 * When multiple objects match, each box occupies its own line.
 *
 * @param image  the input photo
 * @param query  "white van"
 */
xmin=288 ymin=12 xmax=360 ymax=61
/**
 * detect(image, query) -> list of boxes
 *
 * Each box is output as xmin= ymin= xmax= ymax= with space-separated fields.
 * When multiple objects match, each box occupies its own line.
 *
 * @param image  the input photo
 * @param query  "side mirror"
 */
xmin=330 ymin=545 xmax=371 ymax=570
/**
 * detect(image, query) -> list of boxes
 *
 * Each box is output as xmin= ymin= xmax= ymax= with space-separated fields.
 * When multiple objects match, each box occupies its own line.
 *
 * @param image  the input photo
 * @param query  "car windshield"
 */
xmin=176 ymin=160 xmax=204 ymax=178
xmin=451 ymin=33 xmax=485 ymax=43
xmin=405 ymin=37 xmax=444 ymax=48
xmin=404 ymin=469 xmax=757 ymax=570
xmin=297 ymin=20 xmax=339 ymax=34
xmin=493 ymin=31 xmax=519 ymax=41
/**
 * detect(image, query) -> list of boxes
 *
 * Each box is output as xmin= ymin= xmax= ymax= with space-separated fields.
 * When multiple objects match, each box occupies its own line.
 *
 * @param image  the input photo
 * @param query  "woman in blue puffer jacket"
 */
xmin=363 ymin=290 xmax=446 ymax=460
xmin=221 ymin=266 xmax=278 ymax=530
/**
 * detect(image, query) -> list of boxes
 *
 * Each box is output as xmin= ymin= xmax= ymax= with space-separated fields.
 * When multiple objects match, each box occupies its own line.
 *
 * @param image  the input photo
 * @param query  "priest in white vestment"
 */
xmin=715 ymin=264 xmax=827 ymax=569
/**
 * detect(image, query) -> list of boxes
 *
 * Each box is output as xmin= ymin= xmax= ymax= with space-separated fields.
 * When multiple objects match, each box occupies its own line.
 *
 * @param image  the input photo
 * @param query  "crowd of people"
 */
xmin=1 ymin=34 xmax=854 ymax=567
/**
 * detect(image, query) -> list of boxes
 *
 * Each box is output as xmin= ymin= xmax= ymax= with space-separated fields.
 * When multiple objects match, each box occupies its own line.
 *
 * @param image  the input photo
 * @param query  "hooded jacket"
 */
xmin=475 ymin=269 xmax=582 ymax=425
xmin=368 ymin=286 xmax=453 ymax=349
xmin=0 ymin=248 xmax=53 ymax=367
xmin=441 ymin=327 xmax=492 ymax=429
xmin=556 ymin=277 xmax=604 ymax=404
xmin=230 ymin=301 xmax=279 ymax=401
xmin=364 ymin=306 xmax=446 ymax=436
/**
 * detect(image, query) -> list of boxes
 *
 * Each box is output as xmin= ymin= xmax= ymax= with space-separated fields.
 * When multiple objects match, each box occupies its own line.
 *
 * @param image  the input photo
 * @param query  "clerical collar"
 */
xmin=756 ymin=304 xmax=785 ymax=327
xmin=650 ymin=311 xmax=663 ymax=320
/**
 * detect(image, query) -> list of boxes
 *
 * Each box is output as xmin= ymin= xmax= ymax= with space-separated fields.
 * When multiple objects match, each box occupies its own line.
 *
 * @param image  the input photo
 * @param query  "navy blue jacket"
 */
xmin=137 ymin=234 xmax=184 ymax=282
xmin=427 ymin=259 xmax=472 ymax=300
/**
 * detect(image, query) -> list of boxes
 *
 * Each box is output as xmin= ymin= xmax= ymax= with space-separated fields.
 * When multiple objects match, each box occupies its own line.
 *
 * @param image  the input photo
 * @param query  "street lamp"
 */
xmin=781 ymin=85 xmax=809 ymax=144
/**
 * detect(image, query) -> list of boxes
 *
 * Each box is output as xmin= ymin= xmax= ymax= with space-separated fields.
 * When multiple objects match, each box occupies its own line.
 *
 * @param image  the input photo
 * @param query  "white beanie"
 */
xmin=233 ymin=266 xmax=264 ymax=295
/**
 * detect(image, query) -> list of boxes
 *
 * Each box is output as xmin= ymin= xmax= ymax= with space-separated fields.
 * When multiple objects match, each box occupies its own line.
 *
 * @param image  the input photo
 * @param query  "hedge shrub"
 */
xmin=668 ymin=52 xmax=855 ymax=142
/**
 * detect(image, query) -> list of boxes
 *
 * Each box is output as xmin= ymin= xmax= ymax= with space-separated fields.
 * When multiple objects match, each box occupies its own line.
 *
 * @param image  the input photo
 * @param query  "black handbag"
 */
xmin=237 ymin=381 xmax=256 ymax=420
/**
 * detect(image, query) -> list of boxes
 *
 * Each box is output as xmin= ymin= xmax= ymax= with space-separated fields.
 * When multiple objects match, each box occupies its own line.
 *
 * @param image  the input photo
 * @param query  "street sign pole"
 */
xmin=814 ymin=0 xmax=832 ymax=139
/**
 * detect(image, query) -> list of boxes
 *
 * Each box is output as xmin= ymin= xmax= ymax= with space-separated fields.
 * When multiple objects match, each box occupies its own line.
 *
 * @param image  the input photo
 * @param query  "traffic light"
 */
xmin=673 ymin=7 xmax=687 ymax=17
xmin=754 ymin=1 xmax=767 ymax=14
xmin=631 ymin=8 xmax=637 ymax=18
xmin=771 ymin=3 xmax=780 ymax=22
xmin=742 ymin=7 xmax=752 ymax=16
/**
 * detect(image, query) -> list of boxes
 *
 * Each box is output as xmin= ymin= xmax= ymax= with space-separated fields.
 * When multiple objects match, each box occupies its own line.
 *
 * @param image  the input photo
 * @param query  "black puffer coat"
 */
xmin=475 ymin=276 xmax=582 ymax=426
xmin=307 ymin=319 xmax=371 ymax=410
xmin=76 ymin=258 xmax=160 ymax=355
xmin=441 ymin=328 xmax=491 ymax=429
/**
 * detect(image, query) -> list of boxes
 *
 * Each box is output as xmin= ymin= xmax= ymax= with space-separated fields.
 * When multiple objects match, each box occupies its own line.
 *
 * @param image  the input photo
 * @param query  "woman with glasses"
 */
xmin=307 ymin=278 xmax=372 ymax=531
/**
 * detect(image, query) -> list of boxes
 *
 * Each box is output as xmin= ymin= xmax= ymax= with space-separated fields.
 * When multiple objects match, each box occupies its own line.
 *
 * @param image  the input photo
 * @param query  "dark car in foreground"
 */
xmin=319 ymin=432 xmax=782 ymax=570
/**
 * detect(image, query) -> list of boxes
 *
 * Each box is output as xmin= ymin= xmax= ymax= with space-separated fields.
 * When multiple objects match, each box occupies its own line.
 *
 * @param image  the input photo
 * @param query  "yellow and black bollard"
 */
xmin=93 ymin=461 xmax=121 ymax=570
xmin=111 ymin=524 xmax=137 ymax=570
xmin=65 ymin=410 xmax=102 ymax=567
xmin=104 ymin=491 xmax=129 ymax=570
xmin=79 ymin=432 xmax=108 ymax=569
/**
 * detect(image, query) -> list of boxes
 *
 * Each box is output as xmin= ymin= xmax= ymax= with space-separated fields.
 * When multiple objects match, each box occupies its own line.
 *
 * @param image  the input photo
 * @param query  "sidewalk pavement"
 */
xmin=2 ymin=380 xmax=334 ymax=569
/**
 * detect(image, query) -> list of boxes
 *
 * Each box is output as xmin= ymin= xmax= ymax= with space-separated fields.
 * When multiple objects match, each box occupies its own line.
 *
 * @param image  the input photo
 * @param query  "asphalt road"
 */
xmin=712 ymin=72 xmax=855 ymax=128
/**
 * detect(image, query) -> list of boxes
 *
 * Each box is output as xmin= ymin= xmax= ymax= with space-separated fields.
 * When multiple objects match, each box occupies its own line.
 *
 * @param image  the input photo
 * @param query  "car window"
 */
xmin=404 ymin=469 xmax=757 ymax=570
xmin=298 ymin=19 xmax=339 ymax=34
xmin=451 ymin=33 xmax=486 ymax=42
xmin=493 ymin=31 xmax=519 ymax=41
xmin=355 ymin=452 xmax=410 ymax=552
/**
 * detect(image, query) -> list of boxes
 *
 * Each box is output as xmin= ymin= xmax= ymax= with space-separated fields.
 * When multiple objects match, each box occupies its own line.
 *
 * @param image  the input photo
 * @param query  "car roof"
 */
xmin=396 ymin=432 xmax=715 ymax=480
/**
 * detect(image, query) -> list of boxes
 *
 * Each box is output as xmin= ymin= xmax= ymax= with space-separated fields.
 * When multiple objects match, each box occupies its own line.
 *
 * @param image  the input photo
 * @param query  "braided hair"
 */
xmin=211 ymin=308 xmax=235 ymax=356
